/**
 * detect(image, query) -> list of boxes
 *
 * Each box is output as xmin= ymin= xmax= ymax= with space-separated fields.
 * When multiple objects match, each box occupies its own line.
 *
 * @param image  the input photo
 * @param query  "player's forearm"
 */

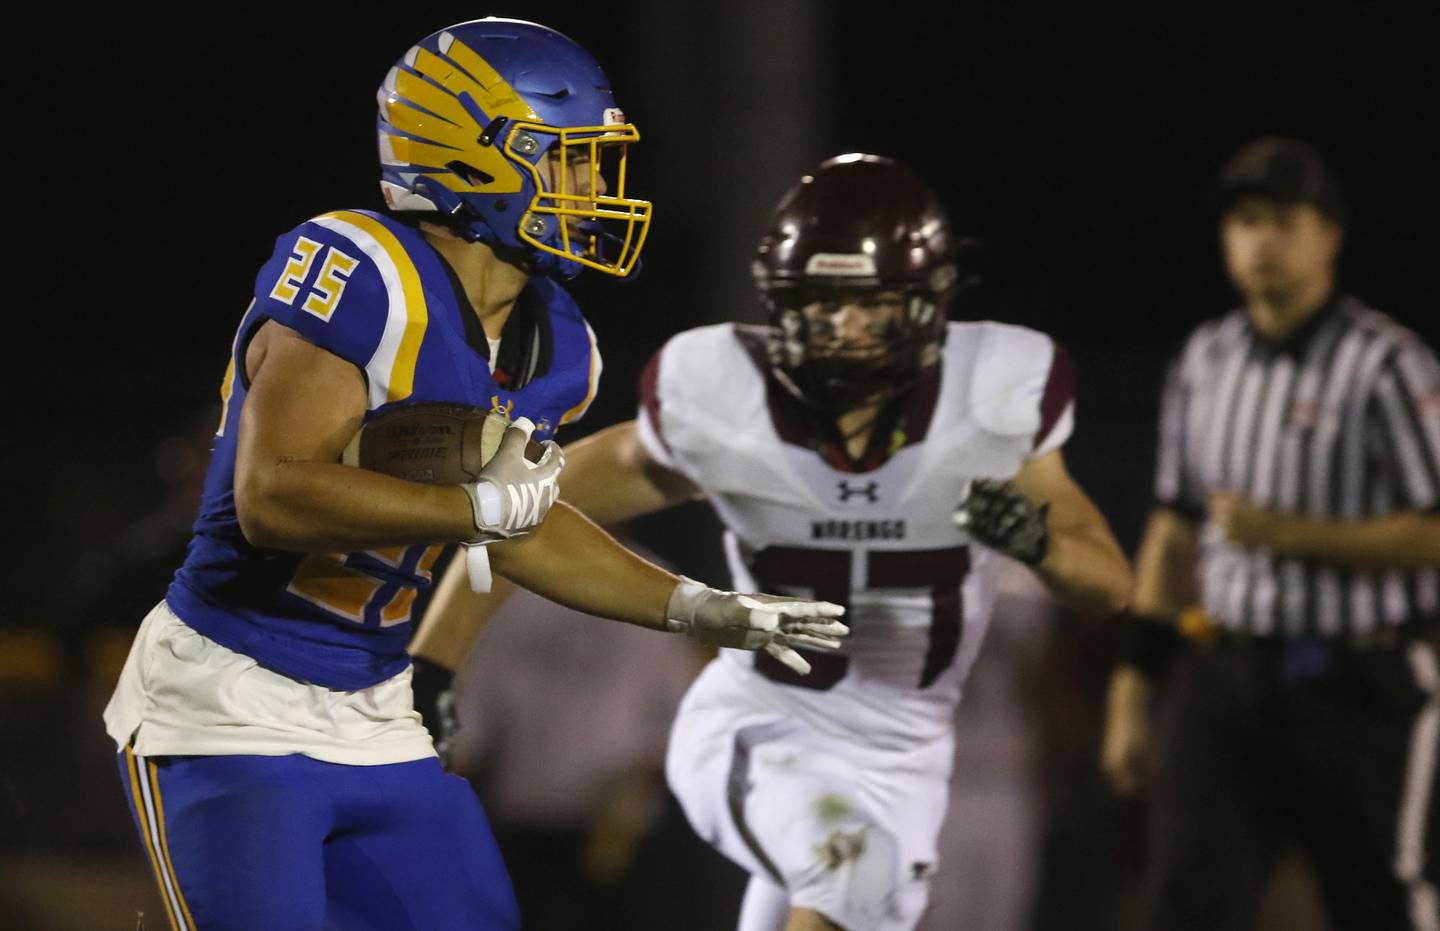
xmin=559 ymin=421 xmax=699 ymax=525
xmin=1263 ymin=510 xmax=1440 ymax=570
xmin=559 ymin=453 xmax=672 ymax=525
xmin=1133 ymin=508 xmax=1200 ymax=618
xmin=410 ymin=568 xmax=518 ymax=670
xmin=489 ymin=501 xmax=676 ymax=630
xmin=1034 ymin=525 xmax=1133 ymax=615
xmin=237 ymin=459 xmax=475 ymax=552
xmin=1100 ymin=662 xmax=1154 ymax=796
xmin=1108 ymin=662 xmax=1153 ymax=709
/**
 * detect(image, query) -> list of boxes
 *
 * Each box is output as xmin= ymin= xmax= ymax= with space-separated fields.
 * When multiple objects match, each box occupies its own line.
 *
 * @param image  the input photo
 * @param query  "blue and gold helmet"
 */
xmin=377 ymin=18 xmax=651 ymax=278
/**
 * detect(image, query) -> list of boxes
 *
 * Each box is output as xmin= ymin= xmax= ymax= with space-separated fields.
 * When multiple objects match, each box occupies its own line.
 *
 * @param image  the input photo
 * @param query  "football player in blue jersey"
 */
xmin=102 ymin=19 xmax=845 ymax=931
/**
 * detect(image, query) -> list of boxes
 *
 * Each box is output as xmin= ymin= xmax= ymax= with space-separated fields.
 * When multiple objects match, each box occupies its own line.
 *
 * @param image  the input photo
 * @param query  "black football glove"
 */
xmin=953 ymin=479 xmax=1050 ymax=565
xmin=411 ymin=655 xmax=460 ymax=770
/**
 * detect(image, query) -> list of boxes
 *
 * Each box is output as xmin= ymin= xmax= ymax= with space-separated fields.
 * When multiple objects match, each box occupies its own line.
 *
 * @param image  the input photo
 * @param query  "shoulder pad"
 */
xmin=637 ymin=324 xmax=761 ymax=468
xmin=968 ymin=322 xmax=1060 ymax=437
xmin=653 ymin=324 xmax=751 ymax=402
xmin=251 ymin=211 xmax=423 ymax=407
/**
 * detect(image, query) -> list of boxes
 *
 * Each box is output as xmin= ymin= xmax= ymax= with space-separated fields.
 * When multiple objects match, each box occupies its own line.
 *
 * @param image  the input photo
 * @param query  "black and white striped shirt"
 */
xmin=1156 ymin=295 xmax=1440 ymax=637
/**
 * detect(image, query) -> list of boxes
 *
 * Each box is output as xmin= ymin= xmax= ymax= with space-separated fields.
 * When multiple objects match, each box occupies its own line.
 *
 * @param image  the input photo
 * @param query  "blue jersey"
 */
xmin=167 ymin=210 xmax=601 ymax=690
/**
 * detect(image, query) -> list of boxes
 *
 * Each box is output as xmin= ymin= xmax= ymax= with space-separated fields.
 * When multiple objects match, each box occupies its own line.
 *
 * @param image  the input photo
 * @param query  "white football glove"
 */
xmin=665 ymin=576 xmax=848 ymax=675
xmin=459 ymin=417 xmax=564 ymax=543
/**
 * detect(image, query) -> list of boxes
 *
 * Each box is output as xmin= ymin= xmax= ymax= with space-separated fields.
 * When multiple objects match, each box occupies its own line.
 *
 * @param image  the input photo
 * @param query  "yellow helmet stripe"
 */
xmin=435 ymin=35 xmax=540 ymax=121
xmin=383 ymin=103 xmax=474 ymax=153
xmin=410 ymin=45 xmax=537 ymax=123
xmin=383 ymin=134 xmax=460 ymax=169
xmin=388 ymin=67 xmax=475 ymax=128
xmin=384 ymin=135 xmax=524 ymax=194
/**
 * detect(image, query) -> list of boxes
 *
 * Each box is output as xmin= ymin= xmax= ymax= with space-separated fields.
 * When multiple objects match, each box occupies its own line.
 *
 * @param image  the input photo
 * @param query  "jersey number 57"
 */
xmin=749 ymin=545 xmax=970 ymax=691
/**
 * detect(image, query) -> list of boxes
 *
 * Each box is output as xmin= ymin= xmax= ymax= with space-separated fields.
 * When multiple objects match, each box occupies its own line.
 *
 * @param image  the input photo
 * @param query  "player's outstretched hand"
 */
xmin=665 ymin=577 xmax=848 ymax=675
xmin=462 ymin=417 xmax=565 ymax=542
xmin=953 ymin=478 xmax=1049 ymax=565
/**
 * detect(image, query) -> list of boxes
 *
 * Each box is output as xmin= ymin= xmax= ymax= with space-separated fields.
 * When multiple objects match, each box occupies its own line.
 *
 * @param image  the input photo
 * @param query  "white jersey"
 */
xmin=638 ymin=322 xmax=1074 ymax=751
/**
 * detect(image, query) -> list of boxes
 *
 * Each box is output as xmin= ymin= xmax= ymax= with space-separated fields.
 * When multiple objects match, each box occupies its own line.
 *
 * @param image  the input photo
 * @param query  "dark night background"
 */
xmin=2 ymin=2 xmax=1437 ymax=928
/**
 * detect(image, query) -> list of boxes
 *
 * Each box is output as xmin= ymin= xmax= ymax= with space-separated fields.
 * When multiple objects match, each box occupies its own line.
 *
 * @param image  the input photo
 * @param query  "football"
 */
xmin=341 ymin=403 xmax=544 ymax=484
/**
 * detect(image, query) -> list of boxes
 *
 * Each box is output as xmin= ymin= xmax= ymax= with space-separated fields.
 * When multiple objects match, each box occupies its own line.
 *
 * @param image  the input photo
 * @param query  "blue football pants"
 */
xmin=118 ymin=749 xmax=519 ymax=931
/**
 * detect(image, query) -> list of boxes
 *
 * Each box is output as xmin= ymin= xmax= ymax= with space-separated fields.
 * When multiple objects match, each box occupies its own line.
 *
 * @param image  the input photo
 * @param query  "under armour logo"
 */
xmin=490 ymin=395 xmax=515 ymax=419
xmin=837 ymin=480 xmax=879 ymax=503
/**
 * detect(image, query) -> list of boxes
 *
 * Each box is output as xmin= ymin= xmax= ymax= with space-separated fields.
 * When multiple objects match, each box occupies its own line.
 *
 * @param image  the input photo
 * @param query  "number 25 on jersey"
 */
xmin=269 ymin=236 xmax=360 ymax=322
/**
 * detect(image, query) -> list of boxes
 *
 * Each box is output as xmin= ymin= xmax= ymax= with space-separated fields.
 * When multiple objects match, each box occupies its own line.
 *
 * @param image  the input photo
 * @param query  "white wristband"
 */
xmin=665 ymin=575 xmax=711 ymax=634
xmin=464 ymin=544 xmax=493 ymax=593
xmin=462 ymin=481 xmax=504 ymax=533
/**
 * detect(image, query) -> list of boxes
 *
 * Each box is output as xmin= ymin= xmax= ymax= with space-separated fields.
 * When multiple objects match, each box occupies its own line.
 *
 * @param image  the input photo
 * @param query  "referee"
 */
xmin=1102 ymin=136 xmax=1440 ymax=930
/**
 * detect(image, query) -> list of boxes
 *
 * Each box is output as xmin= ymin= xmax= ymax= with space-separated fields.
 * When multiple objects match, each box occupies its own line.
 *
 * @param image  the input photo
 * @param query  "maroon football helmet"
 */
xmin=753 ymin=154 xmax=960 ymax=413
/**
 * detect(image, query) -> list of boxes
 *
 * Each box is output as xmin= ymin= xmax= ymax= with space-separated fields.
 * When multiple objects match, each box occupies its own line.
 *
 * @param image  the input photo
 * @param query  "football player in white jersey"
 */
xmin=411 ymin=153 xmax=1132 ymax=931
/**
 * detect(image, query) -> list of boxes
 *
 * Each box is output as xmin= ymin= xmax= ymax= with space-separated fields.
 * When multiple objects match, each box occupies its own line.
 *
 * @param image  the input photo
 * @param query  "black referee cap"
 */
xmin=1215 ymin=136 xmax=1346 ymax=224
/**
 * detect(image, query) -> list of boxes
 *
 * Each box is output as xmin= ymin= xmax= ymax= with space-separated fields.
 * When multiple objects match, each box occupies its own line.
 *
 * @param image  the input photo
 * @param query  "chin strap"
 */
xmin=589 ymin=225 xmax=644 ymax=281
